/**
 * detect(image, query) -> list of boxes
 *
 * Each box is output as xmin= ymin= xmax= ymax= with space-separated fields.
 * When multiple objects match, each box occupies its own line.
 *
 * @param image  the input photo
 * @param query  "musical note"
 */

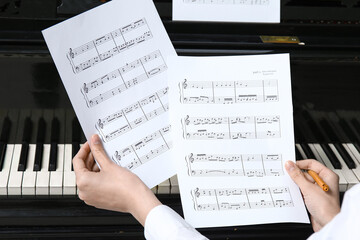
xmin=186 ymin=153 xmax=283 ymax=177
xmin=112 ymin=126 xmax=171 ymax=171
xmin=190 ymin=169 xmax=245 ymax=176
xmin=219 ymin=202 xmax=249 ymax=210
xmin=180 ymin=79 xmax=279 ymax=104
xmin=81 ymin=50 xmax=163 ymax=95
xmin=67 ymin=18 xmax=153 ymax=74
xmin=191 ymin=186 xmax=293 ymax=212
xmin=183 ymin=115 xmax=281 ymax=140
xmin=95 ymin=88 xmax=169 ymax=142
xmin=83 ymin=54 xmax=167 ymax=108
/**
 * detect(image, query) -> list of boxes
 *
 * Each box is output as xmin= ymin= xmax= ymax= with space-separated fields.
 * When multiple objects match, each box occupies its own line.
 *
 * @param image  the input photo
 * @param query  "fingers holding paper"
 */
xmin=285 ymin=160 xmax=340 ymax=232
xmin=72 ymin=134 xmax=162 ymax=226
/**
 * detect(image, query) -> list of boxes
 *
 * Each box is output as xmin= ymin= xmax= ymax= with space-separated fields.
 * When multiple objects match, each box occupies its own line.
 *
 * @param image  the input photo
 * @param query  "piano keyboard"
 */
xmin=0 ymin=109 xmax=360 ymax=197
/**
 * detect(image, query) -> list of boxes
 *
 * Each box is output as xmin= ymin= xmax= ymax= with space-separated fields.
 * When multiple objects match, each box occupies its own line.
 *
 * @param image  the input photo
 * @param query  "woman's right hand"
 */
xmin=285 ymin=160 xmax=340 ymax=232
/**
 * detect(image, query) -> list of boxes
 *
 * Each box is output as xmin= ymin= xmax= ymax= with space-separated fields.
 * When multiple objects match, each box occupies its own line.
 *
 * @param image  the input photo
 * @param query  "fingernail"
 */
xmin=285 ymin=161 xmax=295 ymax=172
xmin=92 ymin=134 xmax=101 ymax=145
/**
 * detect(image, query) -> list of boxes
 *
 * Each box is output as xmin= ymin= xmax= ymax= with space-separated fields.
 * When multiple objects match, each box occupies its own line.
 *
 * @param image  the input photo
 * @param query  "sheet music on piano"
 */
xmin=42 ymin=0 xmax=177 ymax=188
xmin=173 ymin=0 xmax=280 ymax=23
xmin=168 ymin=54 xmax=309 ymax=228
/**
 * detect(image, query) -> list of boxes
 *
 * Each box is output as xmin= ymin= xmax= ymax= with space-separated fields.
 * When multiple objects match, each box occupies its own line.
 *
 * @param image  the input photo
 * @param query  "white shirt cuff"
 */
xmin=144 ymin=205 xmax=208 ymax=240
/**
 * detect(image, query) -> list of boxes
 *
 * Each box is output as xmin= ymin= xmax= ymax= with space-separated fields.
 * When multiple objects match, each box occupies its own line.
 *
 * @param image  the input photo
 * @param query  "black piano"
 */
xmin=1 ymin=0 xmax=360 ymax=239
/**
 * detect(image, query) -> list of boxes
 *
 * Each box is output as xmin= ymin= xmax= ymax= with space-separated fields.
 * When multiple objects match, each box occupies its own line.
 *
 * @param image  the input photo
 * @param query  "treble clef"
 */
xmin=98 ymin=119 xmax=104 ymax=129
xmin=114 ymin=151 xmax=121 ymax=161
xmin=194 ymin=188 xmax=200 ymax=198
xmin=185 ymin=115 xmax=190 ymax=125
xmin=189 ymin=153 xmax=194 ymax=163
xmin=69 ymin=48 xmax=74 ymax=59
xmin=183 ymin=79 xmax=188 ymax=89
xmin=83 ymin=83 xmax=89 ymax=94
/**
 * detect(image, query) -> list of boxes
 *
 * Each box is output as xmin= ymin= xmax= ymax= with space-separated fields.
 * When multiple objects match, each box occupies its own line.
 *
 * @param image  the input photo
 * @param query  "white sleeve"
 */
xmin=144 ymin=205 xmax=209 ymax=240
xmin=307 ymin=183 xmax=360 ymax=240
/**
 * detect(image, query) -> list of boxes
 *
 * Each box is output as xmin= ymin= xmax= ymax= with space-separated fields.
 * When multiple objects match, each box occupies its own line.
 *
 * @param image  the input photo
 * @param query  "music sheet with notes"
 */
xmin=42 ymin=0 xmax=177 ymax=188
xmin=173 ymin=0 xmax=280 ymax=23
xmin=168 ymin=54 xmax=309 ymax=228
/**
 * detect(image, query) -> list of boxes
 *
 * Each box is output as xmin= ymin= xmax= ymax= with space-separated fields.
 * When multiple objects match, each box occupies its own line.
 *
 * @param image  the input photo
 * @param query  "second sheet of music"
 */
xmin=168 ymin=54 xmax=309 ymax=228
xmin=42 ymin=0 xmax=177 ymax=188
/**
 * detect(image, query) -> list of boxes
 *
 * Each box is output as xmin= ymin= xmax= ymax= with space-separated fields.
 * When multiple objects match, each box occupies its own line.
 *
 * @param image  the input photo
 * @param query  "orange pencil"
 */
xmin=307 ymin=170 xmax=329 ymax=192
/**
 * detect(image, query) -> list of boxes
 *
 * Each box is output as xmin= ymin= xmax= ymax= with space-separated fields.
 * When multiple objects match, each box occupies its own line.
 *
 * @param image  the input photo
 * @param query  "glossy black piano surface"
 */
xmin=0 ymin=0 xmax=360 ymax=239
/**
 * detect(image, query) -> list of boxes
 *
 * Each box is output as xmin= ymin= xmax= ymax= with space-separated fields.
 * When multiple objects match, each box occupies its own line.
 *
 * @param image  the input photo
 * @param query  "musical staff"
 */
xmin=186 ymin=153 xmax=283 ymax=177
xmin=180 ymin=79 xmax=278 ymax=104
xmin=95 ymin=87 xmax=169 ymax=142
xmin=183 ymin=0 xmax=270 ymax=5
xmin=81 ymin=50 xmax=167 ymax=108
xmin=67 ymin=18 xmax=153 ymax=74
xmin=183 ymin=115 xmax=281 ymax=140
xmin=112 ymin=126 xmax=171 ymax=171
xmin=192 ymin=186 xmax=293 ymax=211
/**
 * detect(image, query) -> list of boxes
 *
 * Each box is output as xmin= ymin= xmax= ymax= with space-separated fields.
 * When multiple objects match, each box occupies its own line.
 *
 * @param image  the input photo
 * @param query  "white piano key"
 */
xmin=49 ymin=144 xmax=64 ymax=195
xmin=36 ymin=144 xmax=50 ymax=196
xmin=170 ymin=175 xmax=179 ymax=194
xmin=157 ymin=179 xmax=170 ymax=194
xmin=0 ymin=144 xmax=14 ymax=195
xmin=21 ymin=144 xmax=37 ymax=195
xmin=344 ymin=144 xmax=360 ymax=181
xmin=328 ymin=144 xmax=358 ymax=189
xmin=7 ymin=144 xmax=23 ymax=195
xmin=311 ymin=144 xmax=348 ymax=192
xmin=63 ymin=144 xmax=76 ymax=195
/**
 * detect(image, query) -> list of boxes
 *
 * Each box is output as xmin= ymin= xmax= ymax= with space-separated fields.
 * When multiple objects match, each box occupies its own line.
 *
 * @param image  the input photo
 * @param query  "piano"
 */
xmin=0 ymin=0 xmax=360 ymax=239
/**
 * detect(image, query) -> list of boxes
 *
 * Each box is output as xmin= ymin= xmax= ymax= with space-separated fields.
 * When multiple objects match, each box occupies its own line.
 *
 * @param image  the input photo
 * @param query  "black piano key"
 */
xmin=49 ymin=142 xmax=58 ymax=171
xmin=320 ymin=119 xmax=355 ymax=169
xmin=49 ymin=118 xmax=59 ymax=172
xmin=0 ymin=142 xmax=6 ymax=171
xmin=0 ymin=117 xmax=11 ymax=171
xmin=71 ymin=118 xmax=81 ymax=171
xmin=18 ymin=117 xmax=32 ymax=172
xmin=18 ymin=143 xmax=29 ymax=171
xmin=334 ymin=142 xmax=356 ymax=169
xmin=320 ymin=143 xmax=342 ymax=169
xmin=339 ymin=118 xmax=360 ymax=153
xmin=295 ymin=147 xmax=302 ymax=160
xmin=0 ymin=117 xmax=11 ymax=142
xmin=33 ymin=144 xmax=43 ymax=171
xmin=71 ymin=142 xmax=79 ymax=171
xmin=72 ymin=142 xmax=80 ymax=159
xmin=300 ymin=143 xmax=316 ymax=160
xmin=33 ymin=118 xmax=46 ymax=171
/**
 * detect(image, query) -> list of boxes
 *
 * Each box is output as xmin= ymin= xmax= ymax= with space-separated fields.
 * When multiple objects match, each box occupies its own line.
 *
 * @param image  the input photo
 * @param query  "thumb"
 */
xmin=285 ymin=161 xmax=312 ymax=192
xmin=90 ymin=134 xmax=114 ymax=169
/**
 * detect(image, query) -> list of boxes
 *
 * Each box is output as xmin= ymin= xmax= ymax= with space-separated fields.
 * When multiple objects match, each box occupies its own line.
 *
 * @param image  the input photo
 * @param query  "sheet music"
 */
xmin=173 ymin=0 xmax=280 ymax=22
xmin=168 ymin=54 xmax=309 ymax=228
xmin=42 ymin=0 xmax=177 ymax=188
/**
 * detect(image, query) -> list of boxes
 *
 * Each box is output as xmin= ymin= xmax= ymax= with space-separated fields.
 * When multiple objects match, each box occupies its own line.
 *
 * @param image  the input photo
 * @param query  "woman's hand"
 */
xmin=285 ymin=160 xmax=340 ymax=232
xmin=73 ymin=134 xmax=162 ymax=226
